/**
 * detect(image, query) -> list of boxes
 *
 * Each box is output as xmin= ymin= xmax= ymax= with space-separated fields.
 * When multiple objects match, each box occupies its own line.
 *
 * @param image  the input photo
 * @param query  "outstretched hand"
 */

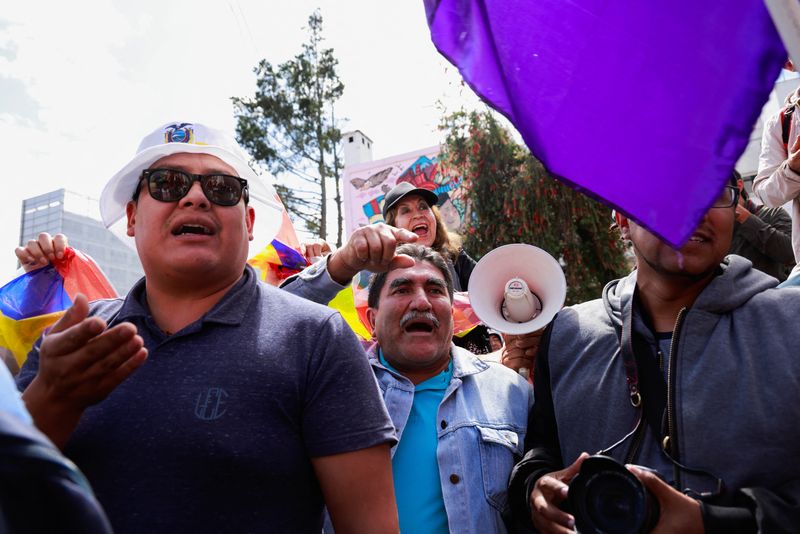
xmin=22 ymin=294 xmax=147 ymax=447
xmin=327 ymin=223 xmax=419 ymax=284
xmin=16 ymin=232 xmax=68 ymax=272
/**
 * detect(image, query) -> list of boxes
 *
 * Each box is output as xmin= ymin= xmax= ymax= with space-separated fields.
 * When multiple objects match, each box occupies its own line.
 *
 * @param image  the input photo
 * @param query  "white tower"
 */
xmin=342 ymin=130 xmax=374 ymax=167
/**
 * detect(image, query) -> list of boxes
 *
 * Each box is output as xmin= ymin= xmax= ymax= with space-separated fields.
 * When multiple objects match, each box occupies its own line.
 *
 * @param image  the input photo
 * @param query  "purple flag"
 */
xmin=426 ymin=0 xmax=786 ymax=246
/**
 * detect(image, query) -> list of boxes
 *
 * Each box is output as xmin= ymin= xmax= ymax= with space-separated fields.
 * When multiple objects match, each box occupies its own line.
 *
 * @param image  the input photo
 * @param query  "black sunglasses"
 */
xmin=134 ymin=169 xmax=249 ymax=206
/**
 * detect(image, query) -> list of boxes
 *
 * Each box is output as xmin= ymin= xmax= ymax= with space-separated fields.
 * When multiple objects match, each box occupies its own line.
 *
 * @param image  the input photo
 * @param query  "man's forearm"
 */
xmin=312 ymin=444 xmax=399 ymax=534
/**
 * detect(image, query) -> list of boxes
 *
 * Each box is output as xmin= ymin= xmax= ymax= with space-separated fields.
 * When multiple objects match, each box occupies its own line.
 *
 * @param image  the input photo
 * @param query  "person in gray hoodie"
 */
xmin=509 ymin=176 xmax=800 ymax=533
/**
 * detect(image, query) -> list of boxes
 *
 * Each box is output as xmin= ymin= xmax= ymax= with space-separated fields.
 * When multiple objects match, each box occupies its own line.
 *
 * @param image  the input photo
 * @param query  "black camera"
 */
xmin=566 ymin=455 xmax=660 ymax=534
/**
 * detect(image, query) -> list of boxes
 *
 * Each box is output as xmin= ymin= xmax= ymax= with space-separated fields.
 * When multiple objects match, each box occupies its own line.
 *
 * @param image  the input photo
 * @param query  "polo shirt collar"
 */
xmin=114 ymin=265 xmax=258 ymax=327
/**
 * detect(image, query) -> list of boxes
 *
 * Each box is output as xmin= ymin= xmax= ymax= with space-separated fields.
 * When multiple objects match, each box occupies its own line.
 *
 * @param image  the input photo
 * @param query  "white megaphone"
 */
xmin=468 ymin=244 xmax=567 ymax=336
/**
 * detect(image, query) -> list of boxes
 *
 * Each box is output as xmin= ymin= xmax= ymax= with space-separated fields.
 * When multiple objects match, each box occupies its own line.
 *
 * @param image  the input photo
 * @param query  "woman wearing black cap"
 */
xmin=382 ymin=183 xmax=493 ymax=353
xmin=381 ymin=182 xmax=477 ymax=294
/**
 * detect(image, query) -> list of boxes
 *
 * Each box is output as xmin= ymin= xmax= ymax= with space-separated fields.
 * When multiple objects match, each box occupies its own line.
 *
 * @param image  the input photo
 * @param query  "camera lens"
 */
xmin=568 ymin=455 xmax=659 ymax=534
xmin=584 ymin=470 xmax=645 ymax=532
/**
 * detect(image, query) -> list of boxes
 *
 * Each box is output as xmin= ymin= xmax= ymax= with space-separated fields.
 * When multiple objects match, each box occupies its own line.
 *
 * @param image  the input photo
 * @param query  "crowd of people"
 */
xmin=0 ymin=109 xmax=798 ymax=534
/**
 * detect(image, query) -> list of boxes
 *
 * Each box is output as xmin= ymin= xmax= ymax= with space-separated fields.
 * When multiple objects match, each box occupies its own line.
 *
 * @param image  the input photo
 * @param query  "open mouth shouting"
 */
xmin=172 ymin=224 xmax=212 ymax=236
xmin=411 ymin=223 xmax=429 ymax=239
xmin=400 ymin=311 xmax=440 ymax=334
xmin=170 ymin=218 xmax=217 ymax=238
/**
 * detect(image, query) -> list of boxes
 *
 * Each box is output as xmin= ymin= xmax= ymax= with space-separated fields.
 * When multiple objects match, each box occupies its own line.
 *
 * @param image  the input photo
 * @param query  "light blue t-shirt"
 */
xmin=380 ymin=351 xmax=453 ymax=534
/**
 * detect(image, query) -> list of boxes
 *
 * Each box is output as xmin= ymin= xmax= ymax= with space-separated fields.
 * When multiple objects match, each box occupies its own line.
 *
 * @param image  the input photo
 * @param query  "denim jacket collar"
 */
xmin=368 ymin=343 xmax=488 ymax=382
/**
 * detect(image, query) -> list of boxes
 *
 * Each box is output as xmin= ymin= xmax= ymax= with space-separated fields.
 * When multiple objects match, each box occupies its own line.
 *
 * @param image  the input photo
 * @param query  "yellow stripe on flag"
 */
xmin=0 ymin=310 xmax=65 ymax=367
xmin=328 ymin=287 xmax=372 ymax=341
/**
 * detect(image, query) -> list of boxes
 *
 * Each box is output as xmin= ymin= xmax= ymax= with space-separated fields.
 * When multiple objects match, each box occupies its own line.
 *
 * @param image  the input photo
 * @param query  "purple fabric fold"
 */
xmin=426 ymin=0 xmax=786 ymax=246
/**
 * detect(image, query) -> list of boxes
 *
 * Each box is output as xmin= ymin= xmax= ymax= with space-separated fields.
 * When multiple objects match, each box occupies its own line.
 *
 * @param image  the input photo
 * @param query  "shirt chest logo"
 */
xmin=195 ymin=387 xmax=229 ymax=420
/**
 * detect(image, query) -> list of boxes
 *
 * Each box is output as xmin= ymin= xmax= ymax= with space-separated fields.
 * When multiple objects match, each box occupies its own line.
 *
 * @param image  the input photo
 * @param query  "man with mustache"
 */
xmin=365 ymin=244 xmax=532 ymax=533
xmin=509 ymin=174 xmax=800 ymax=533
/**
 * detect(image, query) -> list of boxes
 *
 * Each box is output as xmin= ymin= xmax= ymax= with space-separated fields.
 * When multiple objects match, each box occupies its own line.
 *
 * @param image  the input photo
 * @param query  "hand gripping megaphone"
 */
xmin=468 ymin=244 xmax=566 ymax=335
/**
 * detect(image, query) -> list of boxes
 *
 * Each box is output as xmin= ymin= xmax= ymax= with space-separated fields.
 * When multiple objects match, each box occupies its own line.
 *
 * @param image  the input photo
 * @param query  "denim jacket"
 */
xmin=370 ymin=344 xmax=532 ymax=533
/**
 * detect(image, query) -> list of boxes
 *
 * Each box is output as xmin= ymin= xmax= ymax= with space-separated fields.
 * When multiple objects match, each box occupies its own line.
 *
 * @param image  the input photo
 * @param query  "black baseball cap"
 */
xmin=382 ymin=182 xmax=439 ymax=218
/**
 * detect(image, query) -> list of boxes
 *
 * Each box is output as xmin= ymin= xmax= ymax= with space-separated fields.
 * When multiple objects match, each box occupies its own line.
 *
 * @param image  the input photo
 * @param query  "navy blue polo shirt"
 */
xmin=17 ymin=266 xmax=396 ymax=534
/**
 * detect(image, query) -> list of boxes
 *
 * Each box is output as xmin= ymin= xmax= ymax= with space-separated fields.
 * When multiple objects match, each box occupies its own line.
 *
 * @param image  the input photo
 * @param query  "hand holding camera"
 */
xmin=624 ymin=465 xmax=703 ymax=534
xmin=566 ymin=455 xmax=660 ymax=534
xmin=529 ymin=452 xmax=589 ymax=533
xmin=530 ymin=454 xmax=704 ymax=534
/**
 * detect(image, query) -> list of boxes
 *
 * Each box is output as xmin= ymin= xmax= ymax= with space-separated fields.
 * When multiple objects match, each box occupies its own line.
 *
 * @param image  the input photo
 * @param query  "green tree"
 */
xmin=439 ymin=109 xmax=629 ymax=304
xmin=232 ymin=10 xmax=345 ymax=245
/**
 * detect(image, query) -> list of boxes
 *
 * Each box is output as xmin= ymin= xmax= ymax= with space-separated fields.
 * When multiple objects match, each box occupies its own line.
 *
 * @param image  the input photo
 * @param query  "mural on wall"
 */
xmin=343 ymin=146 xmax=468 ymax=238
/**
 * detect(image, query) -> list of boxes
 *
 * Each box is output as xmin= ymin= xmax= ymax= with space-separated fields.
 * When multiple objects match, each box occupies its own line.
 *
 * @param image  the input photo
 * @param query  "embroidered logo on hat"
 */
xmin=101 ymin=120 xmax=285 ymax=258
xmin=164 ymin=123 xmax=194 ymax=144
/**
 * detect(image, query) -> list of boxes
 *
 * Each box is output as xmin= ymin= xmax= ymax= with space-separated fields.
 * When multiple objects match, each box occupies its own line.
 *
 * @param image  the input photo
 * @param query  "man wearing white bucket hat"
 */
xmin=16 ymin=121 xmax=399 ymax=533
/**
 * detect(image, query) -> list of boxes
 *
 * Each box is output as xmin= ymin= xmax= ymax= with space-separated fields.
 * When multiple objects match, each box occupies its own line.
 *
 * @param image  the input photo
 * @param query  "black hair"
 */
xmin=730 ymin=169 xmax=741 ymax=187
xmin=730 ymin=169 xmax=748 ymax=201
xmin=131 ymin=176 xmax=145 ymax=202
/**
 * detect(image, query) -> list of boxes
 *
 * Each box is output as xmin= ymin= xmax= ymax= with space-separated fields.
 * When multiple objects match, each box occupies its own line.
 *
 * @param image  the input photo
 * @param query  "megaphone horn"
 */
xmin=467 ymin=244 xmax=566 ymax=335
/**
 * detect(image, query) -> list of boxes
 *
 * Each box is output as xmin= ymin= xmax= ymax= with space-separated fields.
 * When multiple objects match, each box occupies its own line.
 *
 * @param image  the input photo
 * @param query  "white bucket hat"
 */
xmin=100 ymin=121 xmax=284 ymax=256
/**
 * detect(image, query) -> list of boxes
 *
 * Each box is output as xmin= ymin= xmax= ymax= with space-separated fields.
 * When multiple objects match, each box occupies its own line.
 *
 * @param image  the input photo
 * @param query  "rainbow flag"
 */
xmin=248 ymin=239 xmax=309 ymax=285
xmin=248 ymin=196 xmax=309 ymax=285
xmin=0 ymin=248 xmax=117 ymax=370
